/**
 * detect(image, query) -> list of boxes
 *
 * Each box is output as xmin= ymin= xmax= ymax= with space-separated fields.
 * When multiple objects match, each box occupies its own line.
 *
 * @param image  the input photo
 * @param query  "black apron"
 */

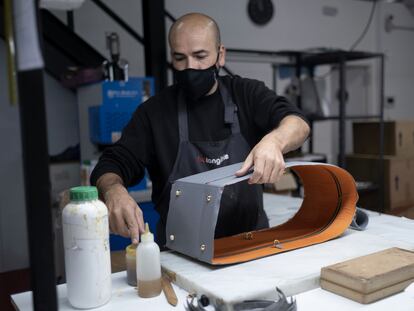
xmin=155 ymin=81 xmax=269 ymax=246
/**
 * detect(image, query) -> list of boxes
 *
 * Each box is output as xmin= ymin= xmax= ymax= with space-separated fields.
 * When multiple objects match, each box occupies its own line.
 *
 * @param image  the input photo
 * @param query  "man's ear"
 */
xmin=218 ymin=45 xmax=226 ymax=67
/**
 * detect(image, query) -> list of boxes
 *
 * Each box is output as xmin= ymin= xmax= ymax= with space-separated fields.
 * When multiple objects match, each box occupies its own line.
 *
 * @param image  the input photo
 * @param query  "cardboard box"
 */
xmin=353 ymin=121 xmax=414 ymax=156
xmin=321 ymin=248 xmax=414 ymax=304
xmin=264 ymin=171 xmax=298 ymax=195
xmin=274 ymin=171 xmax=297 ymax=191
xmin=393 ymin=205 xmax=414 ymax=220
xmin=346 ymin=154 xmax=413 ymax=211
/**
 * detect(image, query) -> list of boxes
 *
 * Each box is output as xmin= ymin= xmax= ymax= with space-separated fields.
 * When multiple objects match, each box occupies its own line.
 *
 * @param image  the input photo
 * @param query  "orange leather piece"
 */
xmin=212 ymin=165 xmax=358 ymax=265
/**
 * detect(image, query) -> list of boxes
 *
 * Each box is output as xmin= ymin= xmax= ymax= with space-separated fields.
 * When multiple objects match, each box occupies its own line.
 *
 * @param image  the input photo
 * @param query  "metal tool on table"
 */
xmin=184 ymin=287 xmax=296 ymax=311
xmin=233 ymin=288 xmax=296 ymax=311
xmin=350 ymin=207 xmax=369 ymax=231
xmin=185 ymin=293 xmax=220 ymax=311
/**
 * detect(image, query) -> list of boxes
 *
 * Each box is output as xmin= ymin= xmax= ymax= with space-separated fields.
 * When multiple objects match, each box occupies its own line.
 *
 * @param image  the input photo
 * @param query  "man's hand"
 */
xmin=97 ymin=173 xmax=145 ymax=244
xmin=235 ymin=115 xmax=310 ymax=184
xmin=236 ymin=134 xmax=285 ymax=184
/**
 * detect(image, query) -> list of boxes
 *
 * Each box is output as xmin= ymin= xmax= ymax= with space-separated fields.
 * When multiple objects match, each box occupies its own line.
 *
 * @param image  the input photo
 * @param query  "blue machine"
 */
xmin=88 ymin=77 xmax=154 ymax=145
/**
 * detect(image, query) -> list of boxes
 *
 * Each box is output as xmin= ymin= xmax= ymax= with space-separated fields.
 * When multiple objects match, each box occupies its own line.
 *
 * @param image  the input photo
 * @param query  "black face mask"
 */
xmin=173 ymin=62 xmax=219 ymax=100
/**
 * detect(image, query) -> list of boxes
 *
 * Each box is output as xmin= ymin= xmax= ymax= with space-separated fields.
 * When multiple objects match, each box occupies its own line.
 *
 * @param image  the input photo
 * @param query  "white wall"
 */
xmin=45 ymin=74 xmax=79 ymax=156
xmin=62 ymin=0 xmax=414 ymax=159
xmin=378 ymin=3 xmax=414 ymax=120
xmin=65 ymin=0 xmax=382 ymax=84
xmin=0 ymin=42 xmax=28 ymax=272
xmin=166 ymin=0 xmax=378 ymax=84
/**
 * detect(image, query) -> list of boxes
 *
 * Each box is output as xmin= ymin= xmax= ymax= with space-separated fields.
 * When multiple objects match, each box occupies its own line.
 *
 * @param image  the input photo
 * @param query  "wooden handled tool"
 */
xmin=162 ymin=274 xmax=178 ymax=306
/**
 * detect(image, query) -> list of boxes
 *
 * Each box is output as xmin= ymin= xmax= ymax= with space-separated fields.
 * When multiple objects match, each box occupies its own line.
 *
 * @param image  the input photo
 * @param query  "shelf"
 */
xmin=274 ymin=49 xmax=382 ymax=65
xmin=355 ymin=181 xmax=378 ymax=193
xmin=299 ymin=50 xmax=382 ymax=66
xmin=225 ymin=48 xmax=382 ymax=66
xmin=226 ymin=48 xmax=291 ymax=64
xmin=286 ymin=153 xmax=327 ymax=163
xmin=308 ymin=114 xmax=381 ymax=121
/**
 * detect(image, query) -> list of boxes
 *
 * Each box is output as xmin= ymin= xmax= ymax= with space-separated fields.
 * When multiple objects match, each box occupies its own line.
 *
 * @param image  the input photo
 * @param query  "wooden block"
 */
xmin=320 ymin=248 xmax=414 ymax=303
xmin=320 ymin=277 xmax=414 ymax=304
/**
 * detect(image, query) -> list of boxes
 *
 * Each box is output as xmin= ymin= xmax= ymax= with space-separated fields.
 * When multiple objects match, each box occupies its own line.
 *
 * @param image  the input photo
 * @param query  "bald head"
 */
xmin=169 ymin=13 xmax=225 ymax=72
xmin=168 ymin=13 xmax=221 ymax=48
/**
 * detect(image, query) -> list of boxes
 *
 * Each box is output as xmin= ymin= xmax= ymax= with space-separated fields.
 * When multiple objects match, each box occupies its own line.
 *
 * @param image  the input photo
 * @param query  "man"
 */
xmin=91 ymin=13 xmax=310 ymax=246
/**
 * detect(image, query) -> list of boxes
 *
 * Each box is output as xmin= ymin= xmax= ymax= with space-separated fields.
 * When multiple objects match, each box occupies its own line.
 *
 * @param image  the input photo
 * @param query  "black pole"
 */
xmin=295 ymin=55 xmax=302 ymax=110
xmin=295 ymin=55 xmax=305 ymax=154
xmin=15 ymin=1 xmax=58 ymax=310
xmin=272 ymin=64 xmax=277 ymax=92
xmin=67 ymin=10 xmax=74 ymax=31
xmin=338 ymin=56 xmax=346 ymax=168
xmin=379 ymin=55 xmax=385 ymax=213
xmin=308 ymin=66 xmax=315 ymax=154
xmin=142 ymin=0 xmax=167 ymax=92
xmin=18 ymin=71 xmax=58 ymax=311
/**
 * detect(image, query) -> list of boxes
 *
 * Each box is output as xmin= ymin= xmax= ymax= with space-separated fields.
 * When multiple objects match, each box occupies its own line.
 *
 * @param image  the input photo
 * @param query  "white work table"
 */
xmin=11 ymin=272 xmax=190 ymax=311
xmin=12 ymin=194 xmax=414 ymax=310
xmin=11 ymin=273 xmax=414 ymax=311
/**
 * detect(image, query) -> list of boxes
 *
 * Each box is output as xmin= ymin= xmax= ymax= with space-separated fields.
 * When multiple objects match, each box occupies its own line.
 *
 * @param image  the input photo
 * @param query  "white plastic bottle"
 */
xmin=62 ymin=186 xmax=111 ymax=308
xmin=136 ymin=223 xmax=162 ymax=298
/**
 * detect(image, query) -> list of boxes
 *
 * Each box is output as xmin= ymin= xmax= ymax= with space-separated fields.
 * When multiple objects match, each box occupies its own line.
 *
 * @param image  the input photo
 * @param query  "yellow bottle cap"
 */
xmin=126 ymin=243 xmax=137 ymax=257
xmin=141 ymin=223 xmax=154 ymax=243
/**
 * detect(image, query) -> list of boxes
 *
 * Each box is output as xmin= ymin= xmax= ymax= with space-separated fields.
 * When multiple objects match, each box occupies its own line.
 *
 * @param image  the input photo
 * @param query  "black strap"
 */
xmin=219 ymin=81 xmax=241 ymax=134
xmin=178 ymin=89 xmax=190 ymax=141
xmin=177 ymin=80 xmax=241 ymax=142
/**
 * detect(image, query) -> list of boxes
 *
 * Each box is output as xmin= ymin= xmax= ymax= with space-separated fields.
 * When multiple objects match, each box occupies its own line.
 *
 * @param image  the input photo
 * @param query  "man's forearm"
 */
xmin=96 ymin=172 xmax=126 ymax=201
xmin=267 ymin=115 xmax=310 ymax=154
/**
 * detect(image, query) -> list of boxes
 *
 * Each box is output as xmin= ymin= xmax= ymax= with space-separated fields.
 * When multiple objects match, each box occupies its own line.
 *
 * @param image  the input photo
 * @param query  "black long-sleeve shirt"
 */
xmin=91 ymin=75 xmax=307 ymax=208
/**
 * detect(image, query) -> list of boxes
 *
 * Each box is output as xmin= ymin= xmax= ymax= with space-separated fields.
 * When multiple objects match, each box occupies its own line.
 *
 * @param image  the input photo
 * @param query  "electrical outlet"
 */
xmin=385 ymin=96 xmax=395 ymax=108
xmin=322 ymin=6 xmax=338 ymax=17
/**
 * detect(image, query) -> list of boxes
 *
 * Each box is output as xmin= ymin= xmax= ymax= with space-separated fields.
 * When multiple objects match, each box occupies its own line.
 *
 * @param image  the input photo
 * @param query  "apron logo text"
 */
xmin=196 ymin=154 xmax=230 ymax=166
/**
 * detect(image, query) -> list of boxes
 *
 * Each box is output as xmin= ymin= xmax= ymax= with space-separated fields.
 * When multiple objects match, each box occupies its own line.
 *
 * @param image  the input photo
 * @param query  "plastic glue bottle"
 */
xmin=137 ymin=223 xmax=162 ymax=298
xmin=62 ymin=186 xmax=111 ymax=309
